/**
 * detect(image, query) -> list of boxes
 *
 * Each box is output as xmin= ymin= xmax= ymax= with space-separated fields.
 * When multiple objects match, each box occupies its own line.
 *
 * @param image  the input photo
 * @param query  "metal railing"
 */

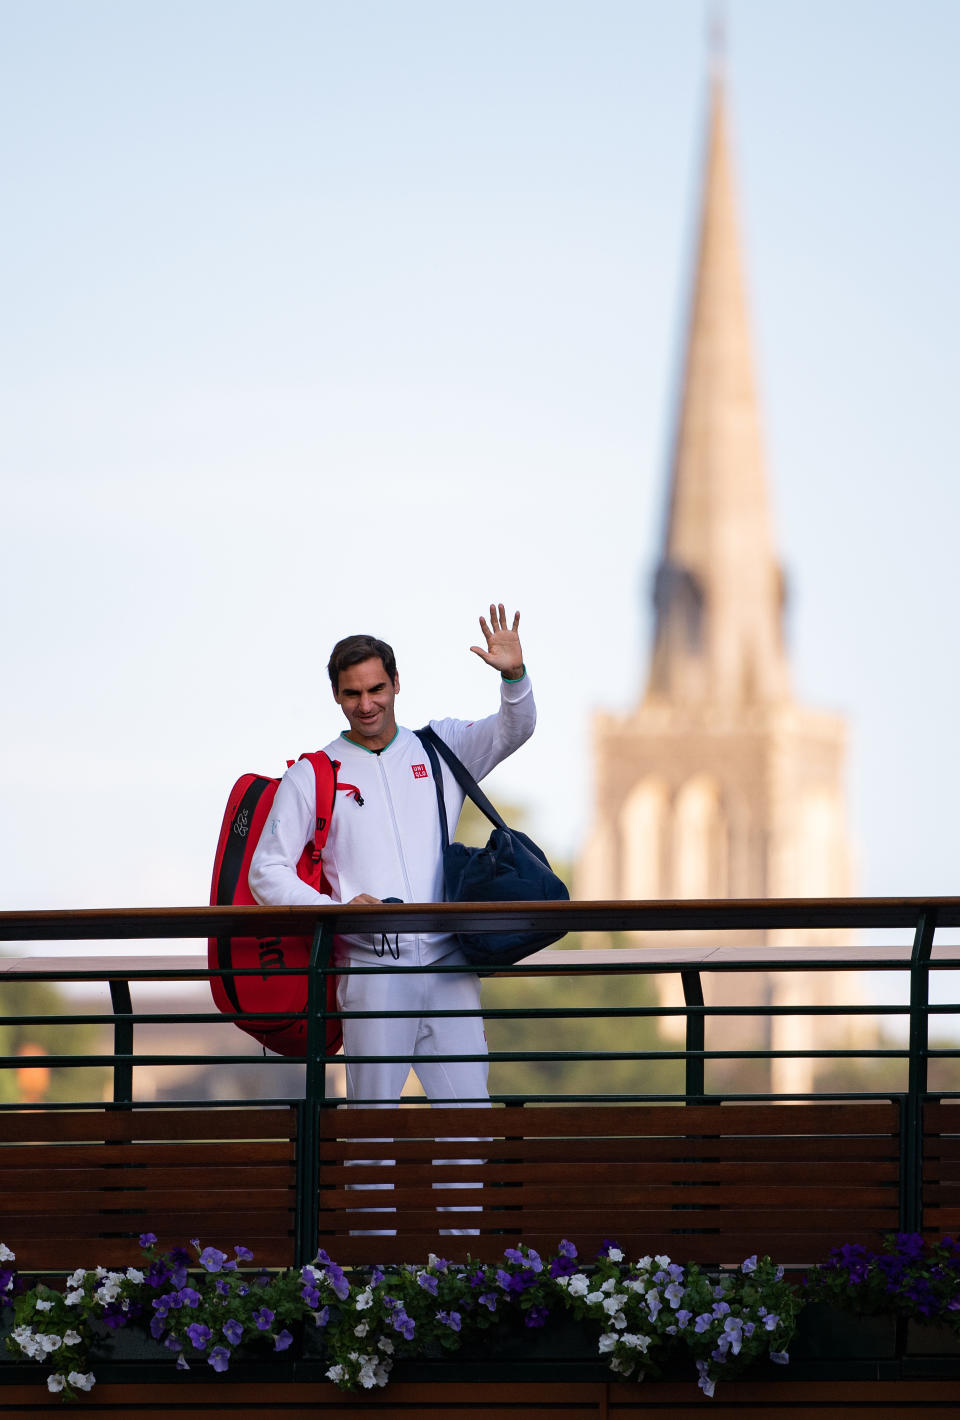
xmin=2 ymin=897 xmax=960 ymax=1261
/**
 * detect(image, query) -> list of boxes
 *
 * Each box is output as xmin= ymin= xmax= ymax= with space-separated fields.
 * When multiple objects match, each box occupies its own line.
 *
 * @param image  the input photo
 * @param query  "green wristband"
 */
xmin=501 ymin=664 xmax=526 ymax=683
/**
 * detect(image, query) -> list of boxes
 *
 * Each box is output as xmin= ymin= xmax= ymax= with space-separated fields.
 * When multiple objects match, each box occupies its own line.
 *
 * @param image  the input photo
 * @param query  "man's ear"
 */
xmin=331 ymin=683 xmax=341 ymax=705
xmin=394 ymin=675 xmax=400 ymax=695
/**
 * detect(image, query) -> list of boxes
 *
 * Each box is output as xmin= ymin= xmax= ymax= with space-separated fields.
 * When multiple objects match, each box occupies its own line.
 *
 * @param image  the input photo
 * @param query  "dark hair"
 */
xmin=327 ymin=634 xmax=397 ymax=691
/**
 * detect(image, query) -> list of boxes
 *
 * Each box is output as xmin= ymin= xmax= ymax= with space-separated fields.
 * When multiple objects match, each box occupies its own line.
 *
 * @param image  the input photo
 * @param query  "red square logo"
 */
xmin=411 ymin=763 xmax=428 ymax=780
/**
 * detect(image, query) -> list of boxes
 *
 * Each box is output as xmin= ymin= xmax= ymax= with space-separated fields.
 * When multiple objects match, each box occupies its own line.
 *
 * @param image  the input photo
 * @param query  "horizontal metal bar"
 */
xmin=2 ymin=895 xmax=960 ymax=940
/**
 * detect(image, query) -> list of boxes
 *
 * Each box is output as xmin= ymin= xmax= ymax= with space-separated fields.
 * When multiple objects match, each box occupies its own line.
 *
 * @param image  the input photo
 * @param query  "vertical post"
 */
xmin=904 ymin=909 xmax=937 ymax=1233
xmin=297 ymin=916 xmax=337 ymax=1267
xmin=681 ymin=970 xmax=705 ymax=1101
xmin=108 ymin=978 xmax=134 ymax=1105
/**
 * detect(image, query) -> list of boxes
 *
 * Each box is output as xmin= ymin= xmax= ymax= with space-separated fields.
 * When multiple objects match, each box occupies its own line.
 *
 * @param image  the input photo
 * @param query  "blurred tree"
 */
xmin=482 ymin=941 xmax=681 ymax=1101
xmin=0 ymin=976 xmax=108 ymax=1103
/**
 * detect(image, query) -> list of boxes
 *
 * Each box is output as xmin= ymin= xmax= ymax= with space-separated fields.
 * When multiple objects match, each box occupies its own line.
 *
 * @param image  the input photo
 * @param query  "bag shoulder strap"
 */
xmin=298 ymin=751 xmax=339 ymax=862
xmin=414 ymin=725 xmax=509 ymax=834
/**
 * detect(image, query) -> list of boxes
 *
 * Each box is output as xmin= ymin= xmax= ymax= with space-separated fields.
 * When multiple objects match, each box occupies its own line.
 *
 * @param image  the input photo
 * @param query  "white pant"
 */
xmin=336 ymin=960 xmax=489 ymax=1233
xmin=337 ymin=959 xmax=489 ymax=1103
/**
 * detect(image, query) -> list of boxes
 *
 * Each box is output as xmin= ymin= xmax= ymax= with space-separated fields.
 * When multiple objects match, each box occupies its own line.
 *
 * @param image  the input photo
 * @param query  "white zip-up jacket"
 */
xmin=248 ymin=674 xmax=536 ymax=964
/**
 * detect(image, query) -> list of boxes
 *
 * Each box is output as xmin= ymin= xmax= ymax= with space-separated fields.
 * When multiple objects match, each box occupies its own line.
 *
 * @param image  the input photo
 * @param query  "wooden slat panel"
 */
xmin=0 ymin=1186 xmax=296 ymax=1214
xmin=322 ymin=1133 xmax=900 ymax=1163
xmin=318 ymin=1182 xmax=897 ymax=1210
xmin=316 ymin=1159 xmax=900 ymax=1187
xmin=0 ymin=1106 xmax=297 ymax=1143
xmin=322 ymin=1102 xmax=899 ymax=1139
xmin=0 ymin=1164 xmax=294 ymax=1191
xmin=322 ymin=1204 xmax=898 ymax=1233
xmin=10 ymin=1236 xmax=295 ymax=1270
xmin=0 ymin=1139 xmax=295 ymax=1167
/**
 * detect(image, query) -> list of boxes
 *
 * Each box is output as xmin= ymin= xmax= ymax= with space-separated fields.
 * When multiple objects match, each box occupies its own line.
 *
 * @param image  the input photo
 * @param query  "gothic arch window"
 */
xmin=619 ymin=779 xmax=667 ymax=900
xmin=671 ymin=776 xmax=727 ymax=898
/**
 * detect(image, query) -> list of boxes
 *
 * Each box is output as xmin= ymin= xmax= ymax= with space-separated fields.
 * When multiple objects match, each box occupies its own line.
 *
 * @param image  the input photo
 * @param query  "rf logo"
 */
xmin=234 ymin=807 xmax=250 ymax=838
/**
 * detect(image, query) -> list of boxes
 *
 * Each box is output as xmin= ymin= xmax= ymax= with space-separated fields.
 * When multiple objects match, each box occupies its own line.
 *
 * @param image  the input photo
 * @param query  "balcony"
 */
xmin=2 ymin=897 xmax=960 ymax=1415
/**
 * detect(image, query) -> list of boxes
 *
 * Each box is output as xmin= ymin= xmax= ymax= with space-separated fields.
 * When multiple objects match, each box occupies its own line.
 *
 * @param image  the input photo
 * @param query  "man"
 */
xmin=248 ymin=603 xmax=535 ymax=1105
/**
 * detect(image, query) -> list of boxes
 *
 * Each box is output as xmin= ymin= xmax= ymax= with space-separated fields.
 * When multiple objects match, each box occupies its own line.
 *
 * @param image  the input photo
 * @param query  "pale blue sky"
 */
xmin=2 ymin=0 xmax=959 ymax=915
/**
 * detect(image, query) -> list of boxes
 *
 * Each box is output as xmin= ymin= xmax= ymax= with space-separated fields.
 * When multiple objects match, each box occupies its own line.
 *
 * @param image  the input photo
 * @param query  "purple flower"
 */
xmin=208 ymin=1345 xmax=231 ymax=1373
xmin=417 ymin=1272 xmax=438 ymax=1296
xmin=479 ymin=1292 xmax=498 ymax=1312
xmin=186 ymin=1323 xmax=211 ymax=1350
xmin=234 ymin=1246 xmax=254 ymax=1262
xmin=215 ymin=1279 xmax=232 ymax=1298
xmin=274 ymin=1329 xmax=293 ymax=1352
xmin=503 ymin=1248 xmax=525 ymax=1266
xmin=150 ymin=1314 xmax=167 ymax=1339
xmin=139 ymin=1233 xmax=157 ymax=1248
xmin=253 ymin=1307 xmax=274 ymax=1331
xmin=437 ymin=1310 xmax=461 ymax=1332
xmin=741 ymin=1255 xmax=758 ymax=1274
xmin=557 ymin=1239 xmax=578 ymax=1259
xmin=467 ymin=1269 xmax=486 ymax=1289
xmin=301 ymin=1283 xmax=321 ymax=1308
xmin=313 ymin=1306 xmax=330 ymax=1328
xmin=165 ymin=1335 xmax=182 ymax=1352
xmin=199 ymin=1247 xmax=228 ymax=1274
xmin=770 ymin=1350 xmax=790 ymax=1365
xmin=180 ymin=1287 xmax=201 ymax=1309
xmin=176 ymin=1352 xmax=190 ymax=1370
xmin=550 ymin=1254 xmax=579 ymax=1279
xmin=145 ymin=1261 xmax=171 ymax=1289
xmin=524 ymin=1305 xmax=549 ymax=1328
xmin=222 ymin=1319 xmax=243 ymax=1346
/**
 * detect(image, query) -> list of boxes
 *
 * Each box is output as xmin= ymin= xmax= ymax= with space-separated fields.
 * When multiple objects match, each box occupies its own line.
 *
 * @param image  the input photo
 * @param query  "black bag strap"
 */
xmin=414 ymin=725 xmax=510 ymax=837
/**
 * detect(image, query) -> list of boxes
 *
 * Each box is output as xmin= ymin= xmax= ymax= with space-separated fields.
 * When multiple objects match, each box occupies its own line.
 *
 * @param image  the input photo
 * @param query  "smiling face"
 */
xmin=333 ymin=656 xmax=400 ymax=750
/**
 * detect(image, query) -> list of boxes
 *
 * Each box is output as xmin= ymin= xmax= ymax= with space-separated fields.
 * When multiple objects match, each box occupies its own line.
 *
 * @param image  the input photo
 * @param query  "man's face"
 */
xmin=333 ymin=657 xmax=400 ymax=750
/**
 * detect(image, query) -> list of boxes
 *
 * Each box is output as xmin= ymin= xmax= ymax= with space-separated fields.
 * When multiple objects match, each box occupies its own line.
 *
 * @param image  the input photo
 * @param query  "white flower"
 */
xmin=68 ymin=1269 xmax=86 ymax=1287
xmin=93 ymin=1267 xmax=107 ymax=1279
xmin=125 ymin=1268 xmax=144 ymax=1284
xmin=602 ymin=1294 xmax=627 ymax=1315
xmin=612 ymin=1312 xmax=628 ymax=1329
xmin=47 ymin=1374 xmax=66 ymax=1393
xmin=0 ymin=1243 xmax=15 ymax=1262
xmin=35 ymin=1298 xmax=54 ymax=1312
xmin=95 ymin=1279 xmax=120 ymax=1305
xmin=63 ymin=1330 xmax=82 ymax=1346
xmin=636 ymin=1255 xmax=653 ymax=1271
xmin=64 ymin=1290 xmax=84 ymax=1307
xmin=39 ymin=1334 xmax=63 ymax=1354
xmin=378 ymin=1337 xmax=394 ymax=1354
xmin=598 ymin=1333 xmax=618 ymax=1353
xmin=655 ymin=1254 xmax=671 ymax=1268
xmin=12 ymin=1325 xmax=42 ymax=1360
xmin=67 ymin=1372 xmax=96 ymax=1392
xmin=326 ymin=1364 xmax=345 ymax=1384
xmin=354 ymin=1321 xmax=370 ymax=1337
xmin=609 ymin=1354 xmax=635 ymax=1375
xmin=567 ymin=1274 xmax=589 ymax=1297
xmin=600 ymin=1277 xmax=617 ymax=1293
xmin=586 ymin=1291 xmax=605 ymax=1306
xmin=606 ymin=1247 xmax=624 ymax=1262
xmin=355 ymin=1288 xmax=373 ymax=1311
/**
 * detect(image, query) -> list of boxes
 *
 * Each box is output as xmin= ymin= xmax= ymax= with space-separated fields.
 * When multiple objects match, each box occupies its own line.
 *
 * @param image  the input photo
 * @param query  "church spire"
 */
xmin=646 ymin=67 xmax=789 ymax=707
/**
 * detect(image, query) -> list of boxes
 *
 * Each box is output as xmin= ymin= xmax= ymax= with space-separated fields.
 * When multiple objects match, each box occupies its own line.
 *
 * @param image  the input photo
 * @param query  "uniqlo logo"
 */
xmin=411 ymin=763 xmax=428 ymax=780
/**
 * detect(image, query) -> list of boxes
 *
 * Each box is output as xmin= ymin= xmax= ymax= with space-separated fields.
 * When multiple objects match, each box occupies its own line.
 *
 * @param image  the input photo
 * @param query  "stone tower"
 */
xmin=577 ymin=68 xmax=860 ymax=1093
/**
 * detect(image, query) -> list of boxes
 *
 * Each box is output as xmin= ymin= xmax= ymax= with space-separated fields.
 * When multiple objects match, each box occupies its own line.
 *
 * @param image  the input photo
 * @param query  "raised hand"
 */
xmin=470 ymin=603 xmax=524 ymax=678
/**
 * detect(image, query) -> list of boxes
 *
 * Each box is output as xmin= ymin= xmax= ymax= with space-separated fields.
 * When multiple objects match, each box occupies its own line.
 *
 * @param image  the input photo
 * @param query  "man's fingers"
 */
xmin=512 ymin=611 xmax=520 ymax=632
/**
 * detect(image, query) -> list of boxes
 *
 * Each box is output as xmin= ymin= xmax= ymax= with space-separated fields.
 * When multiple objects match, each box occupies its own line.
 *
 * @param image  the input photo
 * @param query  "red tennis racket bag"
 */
xmin=209 ymin=752 xmax=341 ymax=1058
